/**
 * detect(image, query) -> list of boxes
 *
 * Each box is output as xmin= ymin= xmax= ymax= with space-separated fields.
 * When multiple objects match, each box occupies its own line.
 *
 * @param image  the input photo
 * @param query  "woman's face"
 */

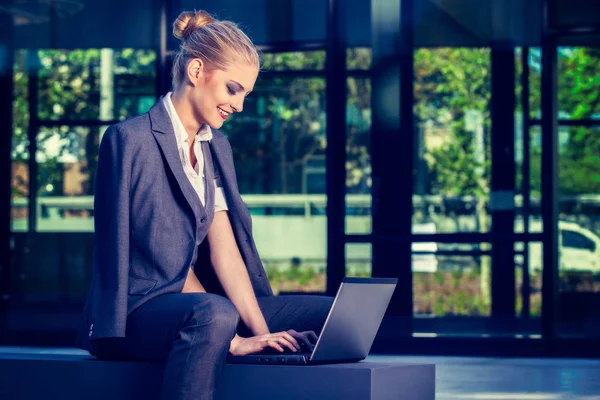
xmin=187 ymin=59 xmax=258 ymax=129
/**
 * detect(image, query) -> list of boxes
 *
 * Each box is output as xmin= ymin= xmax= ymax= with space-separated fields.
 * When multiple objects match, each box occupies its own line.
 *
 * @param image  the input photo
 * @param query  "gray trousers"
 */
xmin=89 ymin=292 xmax=334 ymax=400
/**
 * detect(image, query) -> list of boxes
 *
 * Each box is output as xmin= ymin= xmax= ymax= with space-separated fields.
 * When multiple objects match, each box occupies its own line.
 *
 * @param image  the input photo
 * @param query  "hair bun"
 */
xmin=173 ymin=10 xmax=215 ymax=40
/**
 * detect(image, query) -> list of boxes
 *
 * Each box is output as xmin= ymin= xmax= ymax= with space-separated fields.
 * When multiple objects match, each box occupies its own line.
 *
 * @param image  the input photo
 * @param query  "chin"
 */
xmin=210 ymin=118 xmax=224 ymax=129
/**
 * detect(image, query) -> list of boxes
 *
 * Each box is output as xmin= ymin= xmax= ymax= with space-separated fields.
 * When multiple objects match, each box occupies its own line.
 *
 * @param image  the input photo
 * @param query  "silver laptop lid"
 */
xmin=309 ymin=277 xmax=397 ymax=362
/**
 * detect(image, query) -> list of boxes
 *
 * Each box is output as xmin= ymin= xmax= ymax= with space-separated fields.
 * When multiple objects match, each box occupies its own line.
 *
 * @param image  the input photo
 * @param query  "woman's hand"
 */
xmin=229 ymin=330 xmax=318 ymax=356
xmin=287 ymin=329 xmax=318 ymax=352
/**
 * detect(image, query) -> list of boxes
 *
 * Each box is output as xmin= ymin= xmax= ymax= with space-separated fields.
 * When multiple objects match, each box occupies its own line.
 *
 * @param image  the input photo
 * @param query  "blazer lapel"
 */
xmin=148 ymin=100 xmax=203 ymax=220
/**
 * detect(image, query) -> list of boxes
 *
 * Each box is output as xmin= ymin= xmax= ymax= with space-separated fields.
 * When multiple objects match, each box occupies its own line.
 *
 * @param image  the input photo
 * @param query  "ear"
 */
xmin=187 ymin=58 xmax=205 ymax=87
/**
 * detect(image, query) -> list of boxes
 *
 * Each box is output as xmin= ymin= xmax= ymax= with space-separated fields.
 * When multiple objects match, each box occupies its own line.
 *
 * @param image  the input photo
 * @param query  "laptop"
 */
xmin=227 ymin=277 xmax=398 ymax=365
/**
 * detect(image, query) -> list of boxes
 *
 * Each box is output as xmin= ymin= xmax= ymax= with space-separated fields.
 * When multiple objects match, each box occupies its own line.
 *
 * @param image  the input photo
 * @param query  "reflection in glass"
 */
xmin=224 ymin=59 xmax=327 ymax=293
xmin=557 ymin=47 xmax=600 ymax=120
xmin=413 ymin=48 xmax=491 ymax=234
xmin=346 ymin=243 xmax=372 ymax=277
xmin=517 ymin=47 xmax=542 ymax=119
xmin=37 ymin=49 xmax=156 ymax=121
xmin=557 ymin=124 xmax=600 ymax=338
xmin=346 ymin=77 xmax=372 ymax=234
xmin=346 ymin=48 xmax=372 ymax=70
xmin=514 ymin=126 xmax=543 ymax=233
xmin=226 ymin=76 xmax=326 ymax=195
xmin=514 ymin=241 xmax=543 ymax=319
xmin=34 ymin=126 xmax=97 ymax=232
xmin=12 ymin=50 xmax=30 ymax=232
xmin=261 ymin=51 xmax=325 ymax=71
xmin=247 ymin=194 xmax=326 ymax=295
xmin=413 ymin=248 xmax=492 ymax=317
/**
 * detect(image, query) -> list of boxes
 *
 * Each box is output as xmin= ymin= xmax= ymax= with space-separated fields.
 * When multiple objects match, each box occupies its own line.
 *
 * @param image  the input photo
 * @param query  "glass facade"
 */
xmin=2 ymin=0 xmax=600 ymax=353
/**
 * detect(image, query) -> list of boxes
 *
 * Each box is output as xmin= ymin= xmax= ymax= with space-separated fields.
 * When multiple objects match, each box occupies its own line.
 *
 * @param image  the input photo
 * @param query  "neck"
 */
xmin=170 ymin=89 xmax=204 ymax=141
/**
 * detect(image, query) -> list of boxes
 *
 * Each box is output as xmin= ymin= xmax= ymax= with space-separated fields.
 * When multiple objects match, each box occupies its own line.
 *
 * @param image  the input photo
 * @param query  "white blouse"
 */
xmin=162 ymin=92 xmax=228 ymax=212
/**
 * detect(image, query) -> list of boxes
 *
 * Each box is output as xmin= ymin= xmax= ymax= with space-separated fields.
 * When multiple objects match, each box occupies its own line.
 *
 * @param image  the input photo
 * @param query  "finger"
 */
xmin=272 ymin=331 xmax=299 ymax=350
xmin=274 ymin=335 xmax=299 ymax=352
xmin=266 ymin=339 xmax=284 ymax=353
xmin=302 ymin=330 xmax=319 ymax=344
xmin=280 ymin=332 xmax=302 ymax=350
xmin=288 ymin=330 xmax=311 ymax=349
xmin=265 ymin=334 xmax=295 ymax=351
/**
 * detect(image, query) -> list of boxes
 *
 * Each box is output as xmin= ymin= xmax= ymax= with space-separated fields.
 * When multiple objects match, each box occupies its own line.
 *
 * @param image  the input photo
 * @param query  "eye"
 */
xmin=227 ymin=85 xmax=237 ymax=95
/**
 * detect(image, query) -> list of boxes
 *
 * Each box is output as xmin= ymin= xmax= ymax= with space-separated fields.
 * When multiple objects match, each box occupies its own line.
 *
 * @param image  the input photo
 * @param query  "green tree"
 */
xmin=415 ymin=48 xmax=493 ymax=308
xmin=226 ymin=52 xmax=328 ymax=194
xmin=522 ymin=47 xmax=600 ymax=197
xmin=12 ymin=49 xmax=156 ymax=198
xmin=557 ymin=48 xmax=600 ymax=196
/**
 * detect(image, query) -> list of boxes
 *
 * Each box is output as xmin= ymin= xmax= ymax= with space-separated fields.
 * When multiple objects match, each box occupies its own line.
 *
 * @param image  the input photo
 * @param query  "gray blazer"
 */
xmin=77 ymin=99 xmax=272 ymax=349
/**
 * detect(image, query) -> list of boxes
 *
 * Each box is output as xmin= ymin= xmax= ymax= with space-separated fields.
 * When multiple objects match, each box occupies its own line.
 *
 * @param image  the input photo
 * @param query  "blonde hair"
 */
xmin=171 ymin=10 xmax=260 ymax=91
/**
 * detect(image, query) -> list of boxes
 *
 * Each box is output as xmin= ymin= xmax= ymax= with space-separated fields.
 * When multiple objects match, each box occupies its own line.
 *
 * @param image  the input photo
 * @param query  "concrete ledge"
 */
xmin=0 ymin=350 xmax=435 ymax=400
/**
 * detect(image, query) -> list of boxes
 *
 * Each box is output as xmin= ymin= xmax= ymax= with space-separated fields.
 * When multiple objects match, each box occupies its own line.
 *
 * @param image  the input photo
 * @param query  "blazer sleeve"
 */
xmin=90 ymin=125 xmax=132 ymax=339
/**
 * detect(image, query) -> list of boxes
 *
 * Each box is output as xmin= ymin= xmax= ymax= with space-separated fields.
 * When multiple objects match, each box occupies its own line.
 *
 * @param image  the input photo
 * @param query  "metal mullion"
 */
xmin=345 ymin=232 xmax=543 ymax=243
xmin=26 ymin=50 xmax=39 ymax=232
xmin=346 ymin=70 xmax=371 ymax=78
xmin=490 ymin=41 xmax=517 ymax=323
xmin=530 ymin=119 xmax=600 ymax=126
xmin=164 ymin=42 xmax=329 ymax=56
xmin=260 ymin=70 xmax=326 ymax=78
xmin=546 ymin=27 xmax=600 ymax=37
xmin=257 ymin=70 xmax=370 ymax=78
xmin=541 ymin=0 xmax=560 ymax=342
xmin=370 ymin=0 xmax=414 ymax=324
xmin=37 ymin=120 xmax=121 ymax=128
xmin=521 ymin=46 xmax=531 ymax=318
xmin=0 ymin=13 xmax=14 ymax=344
xmin=412 ymin=250 xmax=492 ymax=256
xmin=256 ymin=42 xmax=327 ymax=53
xmin=325 ymin=0 xmax=347 ymax=296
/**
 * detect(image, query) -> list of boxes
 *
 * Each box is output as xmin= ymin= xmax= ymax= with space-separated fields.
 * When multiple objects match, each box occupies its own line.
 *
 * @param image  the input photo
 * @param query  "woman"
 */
xmin=77 ymin=10 xmax=333 ymax=400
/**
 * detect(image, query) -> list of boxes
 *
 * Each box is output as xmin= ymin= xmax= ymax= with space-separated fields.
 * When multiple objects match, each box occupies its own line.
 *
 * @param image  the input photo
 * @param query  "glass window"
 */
xmin=413 ymin=244 xmax=492 ymax=320
xmin=413 ymin=48 xmax=492 ymax=234
xmin=562 ymin=230 xmax=596 ymax=251
xmin=262 ymin=51 xmax=325 ymax=71
xmin=226 ymin=75 xmax=326 ymax=195
xmin=37 ymin=49 xmax=156 ymax=122
xmin=8 ymin=47 xmax=157 ymax=337
xmin=558 ymin=47 xmax=600 ymax=120
xmin=524 ymin=47 xmax=542 ymax=119
xmin=35 ymin=126 xmax=99 ymax=232
xmin=514 ymin=126 xmax=543 ymax=233
xmin=37 ymin=50 xmax=101 ymax=121
xmin=514 ymin=241 xmax=542 ymax=336
xmin=347 ymin=48 xmax=372 ymax=70
xmin=12 ymin=48 xmax=156 ymax=234
xmin=12 ymin=50 xmax=29 ymax=232
xmin=558 ymin=126 xmax=600 ymax=338
xmin=346 ymin=243 xmax=372 ymax=277
xmin=224 ymin=54 xmax=327 ymax=293
xmin=346 ymin=77 xmax=372 ymax=234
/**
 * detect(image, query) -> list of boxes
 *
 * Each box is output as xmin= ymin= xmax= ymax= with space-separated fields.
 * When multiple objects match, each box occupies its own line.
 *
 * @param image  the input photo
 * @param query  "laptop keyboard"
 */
xmin=260 ymin=347 xmax=312 ymax=355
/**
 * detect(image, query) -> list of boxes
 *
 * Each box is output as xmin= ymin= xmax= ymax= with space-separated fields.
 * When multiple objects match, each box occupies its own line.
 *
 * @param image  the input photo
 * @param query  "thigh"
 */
xmin=254 ymin=295 xmax=334 ymax=335
xmin=90 ymin=292 xmax=228 ymax=362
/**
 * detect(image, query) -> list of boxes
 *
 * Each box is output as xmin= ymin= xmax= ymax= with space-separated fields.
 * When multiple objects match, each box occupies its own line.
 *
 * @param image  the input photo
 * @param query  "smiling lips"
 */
xmin=217 ymin=107 xmax=231 ymax=120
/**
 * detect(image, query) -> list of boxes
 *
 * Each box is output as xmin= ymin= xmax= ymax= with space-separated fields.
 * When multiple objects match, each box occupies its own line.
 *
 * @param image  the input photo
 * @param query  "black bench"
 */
xmin=0 ymin=349 xmax=435 ymax=400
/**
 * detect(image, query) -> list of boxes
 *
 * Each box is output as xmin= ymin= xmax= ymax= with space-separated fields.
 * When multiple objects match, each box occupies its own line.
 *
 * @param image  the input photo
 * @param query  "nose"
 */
xmin=231 ymin=97 xmax=244 ymax=113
